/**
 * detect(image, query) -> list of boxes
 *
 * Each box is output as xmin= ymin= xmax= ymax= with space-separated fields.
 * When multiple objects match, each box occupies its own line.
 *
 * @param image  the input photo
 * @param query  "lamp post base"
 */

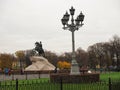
xmin=70 ymin=59 xmax=80 ymax=75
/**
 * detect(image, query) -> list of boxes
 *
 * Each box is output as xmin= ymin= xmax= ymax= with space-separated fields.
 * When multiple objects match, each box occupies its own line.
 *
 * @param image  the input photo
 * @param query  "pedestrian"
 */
xmin=8 ymin=68 xmax=11 ymax=76
xmin=4 ymin=68 xmax=9 ymax=75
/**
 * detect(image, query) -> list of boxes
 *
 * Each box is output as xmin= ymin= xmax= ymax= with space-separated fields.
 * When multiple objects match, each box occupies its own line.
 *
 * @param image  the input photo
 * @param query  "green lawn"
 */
xmin=0 ymin=72 xmax=120 ymax=90
xmin=100 ymin=72 xmax=120 ymax=81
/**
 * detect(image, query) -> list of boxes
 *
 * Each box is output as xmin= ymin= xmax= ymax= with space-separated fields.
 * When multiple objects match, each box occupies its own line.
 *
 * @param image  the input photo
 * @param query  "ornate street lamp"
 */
xmin=61 ymin=6 xmax=85 ymax=74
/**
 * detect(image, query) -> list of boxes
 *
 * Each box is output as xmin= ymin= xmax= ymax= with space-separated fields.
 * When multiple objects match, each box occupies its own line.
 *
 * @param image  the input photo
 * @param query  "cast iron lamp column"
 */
xmin=61 ymin=6 xmax=85 ymax=74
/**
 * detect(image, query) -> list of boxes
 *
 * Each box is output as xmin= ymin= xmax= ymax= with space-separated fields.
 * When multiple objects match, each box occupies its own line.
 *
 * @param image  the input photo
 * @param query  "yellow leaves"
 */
xmin=57 ymin=61 xmax=63 ymax=69
xmin=15 ymin=50 xmax=25 ymax=58
xmin=57 ymin=61 xmax=71 ymax=69
xmin=0 ymin=54 xmax=13 ymax=69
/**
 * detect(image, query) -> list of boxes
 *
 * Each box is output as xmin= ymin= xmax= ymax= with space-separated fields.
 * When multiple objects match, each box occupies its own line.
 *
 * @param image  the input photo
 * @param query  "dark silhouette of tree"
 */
xmin=87 ymin=35 xmax=120 ymax=70
xmin=88 ymin=42 xmax=109 ymax=69
xmin=109 ymin=35 xmax=120 ymax=67
xmin=45 ymin=50 xmax=58 ymax=66
xmin=76 ymin=47 xmax=88 ymax=67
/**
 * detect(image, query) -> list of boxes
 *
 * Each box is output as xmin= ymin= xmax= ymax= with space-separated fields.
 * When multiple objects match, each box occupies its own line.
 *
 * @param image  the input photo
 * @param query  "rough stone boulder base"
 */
xmin=25 ymin=56 xmax=55 ymax=71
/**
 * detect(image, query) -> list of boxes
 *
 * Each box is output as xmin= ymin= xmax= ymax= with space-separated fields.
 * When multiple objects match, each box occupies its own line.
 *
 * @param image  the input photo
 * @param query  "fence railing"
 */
xmin=0 ymin=77 xmax=120 ymax=90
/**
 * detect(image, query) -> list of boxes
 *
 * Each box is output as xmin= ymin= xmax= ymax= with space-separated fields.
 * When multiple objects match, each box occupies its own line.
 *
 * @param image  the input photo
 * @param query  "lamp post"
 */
xmin=61 ymin=6 xmax=85 ymax=74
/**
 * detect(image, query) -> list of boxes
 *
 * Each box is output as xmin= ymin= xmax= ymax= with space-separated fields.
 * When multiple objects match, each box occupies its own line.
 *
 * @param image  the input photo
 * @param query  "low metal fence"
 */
xmin=0 ymin=78 xmax=120 ymax=90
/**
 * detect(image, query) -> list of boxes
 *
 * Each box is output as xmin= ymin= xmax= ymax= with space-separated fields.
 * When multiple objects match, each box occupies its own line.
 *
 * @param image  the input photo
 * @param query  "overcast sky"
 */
xmin=0 ymin=0 xmax=120 ymax=54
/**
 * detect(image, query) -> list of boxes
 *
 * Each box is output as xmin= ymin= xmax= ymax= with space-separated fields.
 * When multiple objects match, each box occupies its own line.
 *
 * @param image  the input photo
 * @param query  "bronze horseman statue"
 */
xmin=34 ymin=41 xmax=45 ymax=57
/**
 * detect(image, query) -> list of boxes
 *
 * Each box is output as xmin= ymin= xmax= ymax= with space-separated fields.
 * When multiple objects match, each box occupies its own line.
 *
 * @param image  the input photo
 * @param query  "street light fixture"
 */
xmin=61 ymin=6 xmax=85 ymax=74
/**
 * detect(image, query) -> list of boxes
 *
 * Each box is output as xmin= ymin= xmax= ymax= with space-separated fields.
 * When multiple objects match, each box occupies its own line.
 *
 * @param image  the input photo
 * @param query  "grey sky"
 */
xmin=0 ymin=0 xmax=120 ymax=54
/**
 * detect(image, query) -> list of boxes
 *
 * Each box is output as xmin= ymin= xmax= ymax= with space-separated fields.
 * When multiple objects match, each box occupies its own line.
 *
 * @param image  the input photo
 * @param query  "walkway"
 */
xmin=0 ymin=74 xmax=50 ymax=81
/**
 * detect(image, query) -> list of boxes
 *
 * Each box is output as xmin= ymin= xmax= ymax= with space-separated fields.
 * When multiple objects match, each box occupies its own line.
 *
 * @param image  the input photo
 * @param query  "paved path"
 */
xmin=0 ymin=74 xmax=50 ymax=81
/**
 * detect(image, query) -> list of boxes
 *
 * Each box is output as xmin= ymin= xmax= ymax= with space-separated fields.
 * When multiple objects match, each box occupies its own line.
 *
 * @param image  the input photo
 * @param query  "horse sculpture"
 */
xmin=34 ymin=41 xmax=45 ymax=57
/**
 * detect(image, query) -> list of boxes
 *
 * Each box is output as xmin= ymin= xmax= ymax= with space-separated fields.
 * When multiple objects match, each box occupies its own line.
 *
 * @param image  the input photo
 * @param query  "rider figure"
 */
xmin=35 ymin=41 xmax=45 ymax=57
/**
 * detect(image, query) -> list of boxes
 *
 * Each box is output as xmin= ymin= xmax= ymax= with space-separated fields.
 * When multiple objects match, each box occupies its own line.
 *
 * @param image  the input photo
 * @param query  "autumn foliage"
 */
xmin=0 ymin=54 xmax=14 ymax=69
xmin=15 ymin=51 xmax=25 ymax=58
xmin=57 ymin=61 xmax=71 ymax=69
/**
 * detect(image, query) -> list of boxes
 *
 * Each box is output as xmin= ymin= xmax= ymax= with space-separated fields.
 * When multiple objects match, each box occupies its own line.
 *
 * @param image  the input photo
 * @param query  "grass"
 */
xmin=0 ymin=72 xmax=120 ymax=90
xmin=0 ymin=81 xmax=108 ymax=90
xmin=100 ymin=72 xmax=120 ymax=81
